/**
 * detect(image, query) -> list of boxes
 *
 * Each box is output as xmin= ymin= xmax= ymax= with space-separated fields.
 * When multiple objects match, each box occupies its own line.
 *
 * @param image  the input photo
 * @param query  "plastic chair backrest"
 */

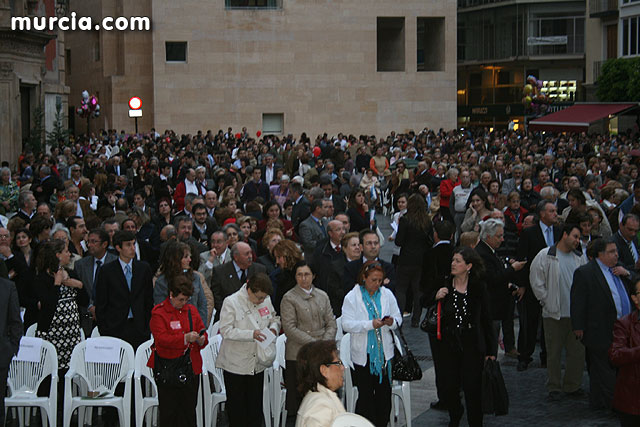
xmin=275 ymin=334 xmax=286 ymax=369
xmin=8 ymin=338 xmax=58 ymax=397
xmin=336 ymin=317 xmax=344 ymax=340
xmin=134 ymin=339 xmax=156 ymax=392
xmin=201 ymin=340 xmax=225 ymax=393
xmin=69 ymin=337 xmax=135 ymax=394
xmin=91 ymin=326 xmax=101 ymax=338
xmin=25 ymin=323 xmax=37 ymax=337
xmin=208 ymin=321 xmax=220 ymax=337
xmin=339 ymin=333 xmax=353 ymax=369
xmin=331 ymin=412 xmax=375 ymax=427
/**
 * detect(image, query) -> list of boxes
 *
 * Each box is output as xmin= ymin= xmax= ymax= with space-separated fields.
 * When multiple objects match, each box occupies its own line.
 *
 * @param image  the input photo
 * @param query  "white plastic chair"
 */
xmin=263 ymin=368 xmax=272 ymax=427
xmin=331 ymin=412 xmax=375 ymax=427
xmin=6 ymin=338 xmax=58 ymax=427
xmin=25 ymin=323 xmax=37 ymax=337
xmin=339 ymin=333 xmax=358 ymax=413
xmin=200 ymin=335 xmax=226 ymax=426
xmin=134 ymin=339 xmax=158 ymax=427
xmin=390 ymin=331 xmax=412 ymax=427
xmin=270 ymin=334 xmax=287 ymax=427
xmin=207 ymin=320 xmax=220 ymax=338
xmin=335 ymin=317 xmax=344 ymax=341
xmin=62 ymin=337 xmax=135 ymax=427
xmin=90 ymin=326 xmax=101 ymax=338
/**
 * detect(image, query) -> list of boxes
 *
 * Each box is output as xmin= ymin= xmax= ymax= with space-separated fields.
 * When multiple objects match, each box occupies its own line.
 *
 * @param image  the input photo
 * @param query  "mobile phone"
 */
xmin=199 ymin=329 xmax=206 ymax=336
xmin=381 ymin=316 xmax=390 ymax=321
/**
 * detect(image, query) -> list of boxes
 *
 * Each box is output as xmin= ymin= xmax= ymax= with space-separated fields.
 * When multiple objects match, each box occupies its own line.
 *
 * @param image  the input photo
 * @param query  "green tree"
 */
xmin=23 ymin=105 xmax=44 ymax=154
xmin=46 ymin=101 xmax=70 ymax=149
xmin=596 ymin=57 xmax=640 ymax=101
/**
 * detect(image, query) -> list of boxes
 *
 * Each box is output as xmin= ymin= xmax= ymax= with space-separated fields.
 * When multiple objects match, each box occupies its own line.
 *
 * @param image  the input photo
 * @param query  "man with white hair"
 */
xmin=539 ymin=185 xmax=570 ymax=214
xmin=475 ymin=218 xmax=526 ymax=356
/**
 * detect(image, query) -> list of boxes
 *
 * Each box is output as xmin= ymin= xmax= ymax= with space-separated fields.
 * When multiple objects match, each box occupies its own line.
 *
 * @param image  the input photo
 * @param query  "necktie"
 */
xmin=336 ymin=245 xmax=341 ymax=253
xmin=545 ymin=227 xmax=553 ymax=247
xmin=93 ymin=260 xmax=102 ymax=289
xmin=125 ymin=264 xmax=132 ymax=291
xmin=627 ymin=239 xmax=638 ymax=263
xmin=610 ymin=268 xmax=631 ymax=317
xmin=240 ymin=269 xmax=247 ymax=284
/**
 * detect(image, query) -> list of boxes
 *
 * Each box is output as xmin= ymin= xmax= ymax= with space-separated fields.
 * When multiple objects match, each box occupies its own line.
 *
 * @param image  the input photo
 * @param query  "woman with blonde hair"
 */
xmin=271 ymin=239 xmax=303 ymax=313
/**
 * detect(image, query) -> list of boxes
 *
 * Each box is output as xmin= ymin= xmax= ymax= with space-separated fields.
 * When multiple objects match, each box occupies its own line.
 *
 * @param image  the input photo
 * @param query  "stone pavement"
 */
xmin=376 ymin=214 xmax=619 ymax=427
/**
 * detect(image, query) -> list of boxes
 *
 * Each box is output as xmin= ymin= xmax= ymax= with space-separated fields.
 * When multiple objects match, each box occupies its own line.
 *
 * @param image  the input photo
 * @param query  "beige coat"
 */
xmin=296 ymin=384 xmax=347 ymax=427
xmin=281 ymin=285 xmax=337 ymax=361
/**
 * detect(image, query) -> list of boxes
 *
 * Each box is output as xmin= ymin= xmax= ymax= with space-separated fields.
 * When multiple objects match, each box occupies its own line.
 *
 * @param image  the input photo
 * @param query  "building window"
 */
xmin=262 ymin=113 xmax=284 ymax=134
xmin=166 ymin=42 xmax=187 ymax=62
xmin=417 ymin=17 xmax=445 ymax=71
xmin=527 ymin=15 xmax=585 ymax=56
xmin=377 ymin=17 xmax=405 ymax=72
xmin=225 ymin=0 xmax=281 ymax=9
xmin=622 ymin=16 xmax=640 ymax=56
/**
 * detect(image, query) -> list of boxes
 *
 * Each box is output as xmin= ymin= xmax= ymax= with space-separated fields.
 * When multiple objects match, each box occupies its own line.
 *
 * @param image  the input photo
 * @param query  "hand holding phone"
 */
xmin=199 ymin=328 xmax=206 ymax=336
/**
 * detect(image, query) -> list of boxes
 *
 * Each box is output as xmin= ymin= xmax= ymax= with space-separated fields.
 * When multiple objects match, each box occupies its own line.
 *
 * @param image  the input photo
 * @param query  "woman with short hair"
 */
xmin=148 ymin=275 xmax=208 ymax=427
xmin=295 ymin=340 xmax=348 ymax=427
xmin=217 ymin=273 xmax=281 ymax=427
xmin=341 ymin=261 xmax=402 ymax=426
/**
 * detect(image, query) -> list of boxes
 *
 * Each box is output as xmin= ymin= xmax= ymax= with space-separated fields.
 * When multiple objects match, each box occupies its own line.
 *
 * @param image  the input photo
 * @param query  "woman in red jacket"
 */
xmin=439 ymin=168 xmax=459 ymax=222
xmin=148 ymin=275 xmax=208 ymax=427
xmin=609 ymin=277 xmax=640 ymax=427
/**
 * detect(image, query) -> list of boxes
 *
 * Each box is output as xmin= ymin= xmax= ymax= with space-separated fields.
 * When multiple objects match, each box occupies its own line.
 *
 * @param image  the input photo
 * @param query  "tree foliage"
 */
xmin=23 ymin=105 xmax=44 ymax=154
xmin=596 ymin=57 xmax=640 ymax=101
xmin=46 ymin=101 xmax=70 ymax=149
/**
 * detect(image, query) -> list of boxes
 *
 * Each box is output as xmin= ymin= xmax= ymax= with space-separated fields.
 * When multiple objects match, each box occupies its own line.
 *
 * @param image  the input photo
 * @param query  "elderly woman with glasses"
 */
xmin=281 ymin=261 xmax=337 ymax=415
xmin=295 ymin=340 xmax=348 ymax=427
xmin=341 ymin=260 xmax=401 ymax=426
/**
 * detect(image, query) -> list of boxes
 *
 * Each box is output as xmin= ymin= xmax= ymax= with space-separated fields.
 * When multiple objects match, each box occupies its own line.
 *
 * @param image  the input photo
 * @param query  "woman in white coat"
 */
xmin=296 ymin=340 xmax=347 ymax=427
xmin=341 ymin=260 xmax=402 ymax=427
xmin=216 ymin=273 xmax=281 ymax=427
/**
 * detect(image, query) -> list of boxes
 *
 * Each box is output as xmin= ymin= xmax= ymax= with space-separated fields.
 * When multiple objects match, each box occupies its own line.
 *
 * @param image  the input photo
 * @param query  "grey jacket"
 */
xmin=298 ymin=215 xmax=328 ymax=260
xmin=154 ymin=273 xmax=208 ymax=325
xmin=74 ymin=252 xmax=118 ymax=306
xmin=281 ymin=285 xmax=336 ymax=361
xmin=0 ymin=278 xmax=22 ymax=368
xmin=198 ymin=248 xmax=232 ymax=286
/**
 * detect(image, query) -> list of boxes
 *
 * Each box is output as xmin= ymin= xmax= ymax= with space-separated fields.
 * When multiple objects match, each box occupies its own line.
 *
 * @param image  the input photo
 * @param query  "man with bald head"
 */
xmin=311 ymin=220 xmax=346 ymax=293
xmin=211 ymin=241 xmax=267 ymax=318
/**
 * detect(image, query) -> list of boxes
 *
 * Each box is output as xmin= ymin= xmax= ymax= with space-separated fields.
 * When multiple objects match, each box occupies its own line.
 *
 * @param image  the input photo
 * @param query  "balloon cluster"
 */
xmin=76 ymin=90 xmax=100 ymax=118
xmin=522 ymin=75 xmax=549 ymax=116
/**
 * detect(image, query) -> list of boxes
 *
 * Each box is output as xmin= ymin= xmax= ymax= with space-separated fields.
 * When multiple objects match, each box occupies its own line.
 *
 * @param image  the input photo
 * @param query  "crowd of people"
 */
xmin=0 ymin=125 xmax=639 ymax=426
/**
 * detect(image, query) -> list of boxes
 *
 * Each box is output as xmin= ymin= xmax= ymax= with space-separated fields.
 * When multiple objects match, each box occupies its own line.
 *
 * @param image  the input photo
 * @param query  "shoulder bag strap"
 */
xmin=188 ymin=307 xmax=193 ymax=331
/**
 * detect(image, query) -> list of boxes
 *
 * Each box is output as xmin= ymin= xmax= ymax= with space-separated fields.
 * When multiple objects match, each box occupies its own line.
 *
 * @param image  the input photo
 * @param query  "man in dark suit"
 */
xmin=571 ymin=238 xmax=633 ymax=409
xmin=515 ymin=200 xmax=562 ymax=371
xmin=95 ymin=230 xmax=154 ymax=350
xmin=0 ymin=275 xmax=22 ymax=421
xmin=327 ymin=232 xmax=362 ymax=315
xmin=299 ymin=200 xmax=328 ymax=261
xmin=241 ymin=166 xmax=270 ymax=206
xmin=321 ymin=178 xmax=346 ymax=214
xmin=260 ymin=153 xmax=279 ymax=186
xmin=14 ymin=191 xmax=37 ymax=225
xmin=342 ymin=229 xmax=396 ymax=297
xmin=289 ymin=182 xmax=311 ymax=231
xmin=311 ymin=220 xmax=345 ymax=293
xmin=32 ymin=166 xmax=60 ymax=204
xmin=106 ymin=154 xmax=126 ymax=177
xmin=74 ymin=228 xmax=118 ymax=338
xmin=476 ymin=219 xmax=526 ymax=356
xmin=122 ymin=218 xmax=160 ymax=274
xmin=211 ymin=241 xmax=267 ymax=318
xmin=613 ymin=213 xmax=640 ymax=274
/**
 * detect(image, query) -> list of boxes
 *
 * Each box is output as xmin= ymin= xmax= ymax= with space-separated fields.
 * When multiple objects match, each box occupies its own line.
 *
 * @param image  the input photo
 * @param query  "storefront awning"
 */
xmin=528 ymin=103 xmax=637 ymax=133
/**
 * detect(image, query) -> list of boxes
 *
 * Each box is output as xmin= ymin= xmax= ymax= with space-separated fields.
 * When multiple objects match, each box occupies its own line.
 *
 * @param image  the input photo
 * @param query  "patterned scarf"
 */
xmin=360 ymin=286 xmax=390 ymax=383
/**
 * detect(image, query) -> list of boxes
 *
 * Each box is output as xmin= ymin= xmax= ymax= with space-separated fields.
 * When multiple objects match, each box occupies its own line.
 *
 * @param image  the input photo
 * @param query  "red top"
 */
xmin=147 ymin=299 xmax=208 ymax=374
xmin=609 ymin=310 xmax=640 ymax=415
xmin=439 ymin=178 xmax=460 ymax=208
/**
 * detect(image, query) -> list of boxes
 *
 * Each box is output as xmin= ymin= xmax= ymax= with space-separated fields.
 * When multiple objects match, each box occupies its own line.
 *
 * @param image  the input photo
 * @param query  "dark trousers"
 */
xmin=502 ymin=297 xmax=516 ymax=352
xmin=440 ymin=330 xmax=484 ymax=427
xmin=284 ymin=360 xmax=302 ymax=415
xmin=517 ymin=290 xmax=546 ymax=364
xmin=428 ymin=332 xmax=445 ymax=402
xmin=586 ymin=347 xmax=616 ymax=410
xmin=619 ymin=411 xmax=640 ymax=427
xmin=157 ymin=376 xmax=199 ymax=427
xmin=0 ymin=367 xmax=7 ymax=427
xmin=352 ymin=361 xmax=392 ymax=427
xmin=223 ymin=370 xmax=264 ymax=427
xmin=396 ymin=265 xmax=423 ymax=324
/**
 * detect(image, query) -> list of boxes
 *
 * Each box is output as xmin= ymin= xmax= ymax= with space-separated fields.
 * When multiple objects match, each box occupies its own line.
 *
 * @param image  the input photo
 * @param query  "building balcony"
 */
xmin=589 ymin=0 xmax=619 ymax=18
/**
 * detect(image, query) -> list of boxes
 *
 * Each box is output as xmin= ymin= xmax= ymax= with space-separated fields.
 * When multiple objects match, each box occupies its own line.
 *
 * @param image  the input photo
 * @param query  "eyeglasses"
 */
xmin=324 ymin=360 xmax=343 ymax=367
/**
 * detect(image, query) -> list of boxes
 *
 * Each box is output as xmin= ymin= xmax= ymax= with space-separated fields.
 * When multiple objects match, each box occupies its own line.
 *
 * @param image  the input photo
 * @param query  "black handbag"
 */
xmin=392 ymin=324 xmax=423 ymax=382
xmin=481 ymin=358 xmax=509 ymax=415
xmin=420 ymin=300 xmax=441 ymax=339
xmin=153 ymin=308 xmax=196 ymax=388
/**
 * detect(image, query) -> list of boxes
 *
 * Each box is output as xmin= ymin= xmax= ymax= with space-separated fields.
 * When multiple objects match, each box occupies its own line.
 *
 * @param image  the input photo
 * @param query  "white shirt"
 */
xmin=540 ymin=221 xmax=554 ymax=247
xmin=265 ymin=166 xmax=274 ymax=185
xmin=184 ymin=178 xmax=198 ymax=195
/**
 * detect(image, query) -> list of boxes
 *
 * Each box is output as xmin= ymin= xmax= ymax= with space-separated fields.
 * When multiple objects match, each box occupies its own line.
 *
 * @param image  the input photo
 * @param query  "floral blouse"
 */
xmin=0 ymin=181 xmax=19 ymax=212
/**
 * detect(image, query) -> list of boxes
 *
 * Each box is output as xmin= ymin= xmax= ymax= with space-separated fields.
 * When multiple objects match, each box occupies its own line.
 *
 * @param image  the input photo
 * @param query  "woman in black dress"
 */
xmin=346 ymin=188 xmax=371 ymax=232
xmin=433 ymin=247 xmax=496 ymax=427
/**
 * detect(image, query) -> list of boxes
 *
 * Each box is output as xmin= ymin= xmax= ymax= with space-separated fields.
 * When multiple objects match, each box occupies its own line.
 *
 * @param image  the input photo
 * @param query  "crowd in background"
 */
xmin=1 ymin=125 xmax=640 ymax=426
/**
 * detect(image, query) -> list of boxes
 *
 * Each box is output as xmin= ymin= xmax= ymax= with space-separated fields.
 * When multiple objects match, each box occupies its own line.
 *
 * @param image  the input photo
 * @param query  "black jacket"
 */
xmin=311 ymin=238 xmax=342 ymax=293
xmin=0 ymin=277 xmax=22 ymax=368
xmin=347 ymin=207 xmax=369 ymax=233
xmin=396 ymin=217 xmax=433 ymax=266
xmin=35 ymin=270 xmax=88 ymax=333
xmin=476 ymin=240 xmax=517 ymax=320
xmin=613 ymin=231 xmax=640 ymax=273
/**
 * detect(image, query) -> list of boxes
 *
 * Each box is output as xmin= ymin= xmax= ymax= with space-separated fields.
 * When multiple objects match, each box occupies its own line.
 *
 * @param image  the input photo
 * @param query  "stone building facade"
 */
xmin=67 ymin=0 xmax=457 ymax=138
